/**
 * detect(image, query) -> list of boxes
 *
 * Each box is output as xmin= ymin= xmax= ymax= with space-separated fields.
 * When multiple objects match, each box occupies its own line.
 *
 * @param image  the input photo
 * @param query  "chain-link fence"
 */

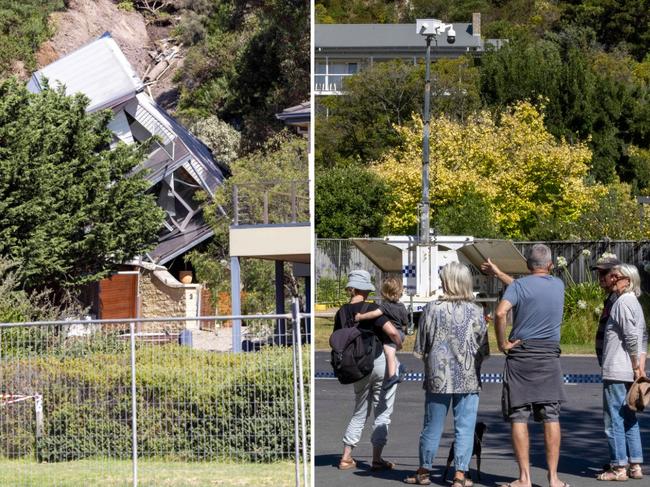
xmin=0 ymin=303 xmax=309 ymax=487
xmin=316 ymin=238 xmax=650 ymax=304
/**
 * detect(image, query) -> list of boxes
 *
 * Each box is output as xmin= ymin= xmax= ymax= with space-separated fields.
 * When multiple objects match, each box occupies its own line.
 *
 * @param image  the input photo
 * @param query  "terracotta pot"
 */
xmin=179 ymin=271 xmax=193 ymax=284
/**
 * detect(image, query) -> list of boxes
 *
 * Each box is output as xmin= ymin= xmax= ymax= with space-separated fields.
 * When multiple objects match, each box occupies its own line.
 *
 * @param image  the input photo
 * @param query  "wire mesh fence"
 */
xmin=0 ymin=307 xmax=310 ymax=487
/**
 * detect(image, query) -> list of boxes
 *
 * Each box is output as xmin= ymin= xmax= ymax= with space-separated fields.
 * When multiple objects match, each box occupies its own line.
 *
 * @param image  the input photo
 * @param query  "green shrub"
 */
xmin=116 ymin=1 xmax=134 ymax=11
xmin=555 ymin=250 xmax=605 ymax=346
xmin=0 ymin=1 xmax=65 ymax=77
xmin=0 ymin=345 xmax=309 ymax=462
xmin=316 ymin=276 xmax=347 ymax=306
xmin=561 ymin=280 xmax=604 ymax=345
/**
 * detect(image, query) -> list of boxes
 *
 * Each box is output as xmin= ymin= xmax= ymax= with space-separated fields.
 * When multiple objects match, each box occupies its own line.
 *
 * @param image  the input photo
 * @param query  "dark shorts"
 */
xmin=509 ymin=402 xmax=561 ymax=423
xmin=382 ymin=330 xmax=405 ymax=349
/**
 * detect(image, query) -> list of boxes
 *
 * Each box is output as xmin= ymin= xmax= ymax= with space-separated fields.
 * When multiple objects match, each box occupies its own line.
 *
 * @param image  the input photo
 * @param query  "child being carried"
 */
xmin=355 ymin=276 xmax=408 ymax=390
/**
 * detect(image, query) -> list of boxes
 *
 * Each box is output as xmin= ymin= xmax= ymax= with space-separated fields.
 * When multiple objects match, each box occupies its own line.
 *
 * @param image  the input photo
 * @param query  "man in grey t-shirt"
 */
xmin=481 ymin=244 xmax=568 ymax=487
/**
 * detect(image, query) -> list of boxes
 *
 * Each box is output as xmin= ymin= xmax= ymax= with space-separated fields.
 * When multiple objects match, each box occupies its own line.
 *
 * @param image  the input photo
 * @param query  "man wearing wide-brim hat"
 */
xmin=590 ymin=254 xmax=622 ymax=367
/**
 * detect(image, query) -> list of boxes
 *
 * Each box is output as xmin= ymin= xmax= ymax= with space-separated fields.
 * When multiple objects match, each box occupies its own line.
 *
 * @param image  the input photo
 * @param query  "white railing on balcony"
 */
xmin=314 ymin=74 xmax=358 ymax=95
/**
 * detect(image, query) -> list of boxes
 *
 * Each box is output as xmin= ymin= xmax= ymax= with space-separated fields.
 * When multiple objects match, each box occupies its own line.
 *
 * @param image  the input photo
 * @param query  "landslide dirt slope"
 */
xmin=37 ymin=0 xmax=152 ymax=77
xmin=35 ymin=0 xmax=181 ymax=106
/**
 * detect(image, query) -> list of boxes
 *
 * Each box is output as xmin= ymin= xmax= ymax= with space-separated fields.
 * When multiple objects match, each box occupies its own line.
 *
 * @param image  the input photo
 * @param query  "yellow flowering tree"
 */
xmin=374 ymin=101 xmax=606 ymax=238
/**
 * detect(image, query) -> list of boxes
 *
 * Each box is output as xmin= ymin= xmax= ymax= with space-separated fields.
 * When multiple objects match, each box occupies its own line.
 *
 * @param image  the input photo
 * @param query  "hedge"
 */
xmin=0 ymin=343 xmax=309 ymax=462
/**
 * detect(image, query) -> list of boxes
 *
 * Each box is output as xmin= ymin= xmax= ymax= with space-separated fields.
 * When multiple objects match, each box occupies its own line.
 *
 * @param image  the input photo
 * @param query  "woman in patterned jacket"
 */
xmin=405 ymin=262 xmax=489 ymax=486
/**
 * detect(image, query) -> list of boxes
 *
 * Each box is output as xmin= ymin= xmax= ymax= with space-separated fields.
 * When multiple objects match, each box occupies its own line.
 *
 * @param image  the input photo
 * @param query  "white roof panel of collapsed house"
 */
xmin=27 ymin=33 xmax=143 ymax=113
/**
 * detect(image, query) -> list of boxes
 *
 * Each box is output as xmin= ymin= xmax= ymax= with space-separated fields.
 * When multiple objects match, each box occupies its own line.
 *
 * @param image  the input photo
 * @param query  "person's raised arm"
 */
xmin=481 ymin=258 xmax=514 ymax=286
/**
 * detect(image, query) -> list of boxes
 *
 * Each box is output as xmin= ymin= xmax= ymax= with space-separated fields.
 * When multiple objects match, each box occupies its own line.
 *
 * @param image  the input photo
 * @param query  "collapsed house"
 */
xmin=27 ymin=33 xmax=228 ymax=326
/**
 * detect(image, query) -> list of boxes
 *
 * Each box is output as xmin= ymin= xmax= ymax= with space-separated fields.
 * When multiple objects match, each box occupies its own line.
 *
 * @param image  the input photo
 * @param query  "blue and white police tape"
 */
xmin=315 ymin=371 xmax=604 ymax=384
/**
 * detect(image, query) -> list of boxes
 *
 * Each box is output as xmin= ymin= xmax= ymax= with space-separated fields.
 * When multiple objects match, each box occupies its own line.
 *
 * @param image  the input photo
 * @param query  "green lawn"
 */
xmin=0 ymin=459 xmax=300 ymax=487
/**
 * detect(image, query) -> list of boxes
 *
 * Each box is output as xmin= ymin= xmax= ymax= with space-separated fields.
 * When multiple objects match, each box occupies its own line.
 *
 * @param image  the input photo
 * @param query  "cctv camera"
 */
xmin=447 ymin=27 xmax=456 ymax=44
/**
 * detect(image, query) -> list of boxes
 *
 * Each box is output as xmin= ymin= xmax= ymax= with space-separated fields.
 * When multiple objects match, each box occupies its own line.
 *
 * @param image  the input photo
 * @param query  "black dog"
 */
xmin=443 ymin=422 xmax=487 ymax=481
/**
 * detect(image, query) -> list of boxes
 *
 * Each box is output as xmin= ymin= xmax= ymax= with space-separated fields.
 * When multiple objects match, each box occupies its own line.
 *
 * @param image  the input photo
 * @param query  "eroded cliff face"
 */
xmin=36 ymin=0 xmax=152 ymax=77
xmin=33 ymin=0 xmax=184 ymax=107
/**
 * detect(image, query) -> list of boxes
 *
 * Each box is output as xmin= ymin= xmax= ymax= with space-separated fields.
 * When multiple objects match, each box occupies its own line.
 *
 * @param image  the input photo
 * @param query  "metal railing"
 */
xmin=232 ymin=180 xmax=309 ymax=226
xmin=0 ymin=302 xmax=309 ymax=487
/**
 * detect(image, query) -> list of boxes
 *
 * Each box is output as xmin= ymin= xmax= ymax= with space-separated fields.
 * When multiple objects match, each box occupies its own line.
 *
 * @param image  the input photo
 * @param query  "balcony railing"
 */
xmin=232 ymin=180 xmax=309 ymax=226
xmin=314 ymin=74 xmax=355 ymax=95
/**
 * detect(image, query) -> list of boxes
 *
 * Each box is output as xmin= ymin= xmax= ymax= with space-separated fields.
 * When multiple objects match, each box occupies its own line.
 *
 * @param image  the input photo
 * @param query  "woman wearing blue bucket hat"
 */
xmin=336 ymin=269 xmax=404 ymax=472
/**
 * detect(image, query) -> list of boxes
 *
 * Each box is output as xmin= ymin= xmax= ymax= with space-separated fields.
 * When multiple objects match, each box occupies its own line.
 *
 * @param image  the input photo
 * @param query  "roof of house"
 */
xmin=27 ymin=33 xmax=143 ymax=112
xmin=276 ymin=101 xmax=310 ymax=125
xmin=148 ymin=221 xmax=214 ymax=265
xmin=131 ymin=93 xmax=229 ymax=185
xmin=315 ymin=23 xmax=481 ymax=51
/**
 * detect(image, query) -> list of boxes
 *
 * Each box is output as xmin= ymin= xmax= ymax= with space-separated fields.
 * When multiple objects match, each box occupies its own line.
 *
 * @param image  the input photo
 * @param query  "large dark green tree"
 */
xmin=0 ymin=79 xmax=164 ymax=290
xmin=480 ymin=32 xmax=649 ymax=185
xmin=561 ymin=0 xmax=650 ymax=62
xmin=315 ymin=164 xmax=392 ymax=238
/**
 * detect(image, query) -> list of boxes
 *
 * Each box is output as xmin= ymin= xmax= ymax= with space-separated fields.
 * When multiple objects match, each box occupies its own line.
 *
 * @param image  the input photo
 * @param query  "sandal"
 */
xmin=338 ymin=457 xmax=356 ymax=470
xmin=371 ymin=458 xmax=396 ymax=471
xmin=452 ymin=477 xmax=473 ymax=487
xmin=596 ymin=468 xmax=628 ymax=481
xmin=628 ymin=464 xmax=643 ymax=480
xmin=404 ymin=469 xmax=431 ymax=485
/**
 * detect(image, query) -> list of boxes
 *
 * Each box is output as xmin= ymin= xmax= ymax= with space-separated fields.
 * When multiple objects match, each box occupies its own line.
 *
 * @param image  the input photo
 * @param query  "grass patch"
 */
xmin=0 ymin=459 xmax=298 ymax=486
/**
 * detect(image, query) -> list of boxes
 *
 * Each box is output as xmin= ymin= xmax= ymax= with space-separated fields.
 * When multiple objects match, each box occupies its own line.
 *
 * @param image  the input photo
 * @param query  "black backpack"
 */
xmin=329 ymin=303 xmax=378 ymax=384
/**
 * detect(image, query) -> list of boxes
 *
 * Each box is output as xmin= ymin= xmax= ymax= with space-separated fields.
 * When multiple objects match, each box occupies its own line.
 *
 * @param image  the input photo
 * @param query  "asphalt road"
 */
xmin=314 ymin=352 xmax=650 ymax=487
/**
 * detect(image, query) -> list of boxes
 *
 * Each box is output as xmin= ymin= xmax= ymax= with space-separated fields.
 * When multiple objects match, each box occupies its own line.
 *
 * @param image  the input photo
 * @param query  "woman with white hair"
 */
xmin=405 ymin=262 xmax=488 ymax=486
xmin=597 ymin=263 xmax=647 ymax=481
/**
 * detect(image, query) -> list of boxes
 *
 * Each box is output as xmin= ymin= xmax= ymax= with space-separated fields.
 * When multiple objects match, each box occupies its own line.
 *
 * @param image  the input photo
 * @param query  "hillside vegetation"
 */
xmin=315 ymin=0 xmax=650 ymax=240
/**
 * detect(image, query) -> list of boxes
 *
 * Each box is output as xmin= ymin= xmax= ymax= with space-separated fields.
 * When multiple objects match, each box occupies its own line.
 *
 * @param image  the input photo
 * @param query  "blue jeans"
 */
xmin=603 ymin=381 xmax=644 ymax=466
xmin=419 ymin=392 xmax=479 ymax=471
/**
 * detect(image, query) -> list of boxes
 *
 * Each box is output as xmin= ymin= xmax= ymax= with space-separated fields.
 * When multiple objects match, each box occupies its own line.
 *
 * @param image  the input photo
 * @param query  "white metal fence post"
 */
xmin=129 ymin=321 xmax=139 ymax=487
xmin=290 ymin=316 xmax=301 ymax=487
xmin=291 ymin=298 xmax=308 ymax=487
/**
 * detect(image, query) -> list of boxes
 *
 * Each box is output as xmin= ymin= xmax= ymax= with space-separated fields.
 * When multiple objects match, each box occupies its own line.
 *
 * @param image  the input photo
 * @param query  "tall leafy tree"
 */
xmin=480 ymin=33 xmax=649 ymax=185
xmin=374 ymin=102 xmax=603 ymax=239
xmin=315 ymin=164 xmax=392 ymax=238
xmin=0 ymin=79 xmax=164 ymax=290
xmin=317 ymin=58 xmax=480 ymax=168
xmin=561 ymin=0 xmax=650 ymax=62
